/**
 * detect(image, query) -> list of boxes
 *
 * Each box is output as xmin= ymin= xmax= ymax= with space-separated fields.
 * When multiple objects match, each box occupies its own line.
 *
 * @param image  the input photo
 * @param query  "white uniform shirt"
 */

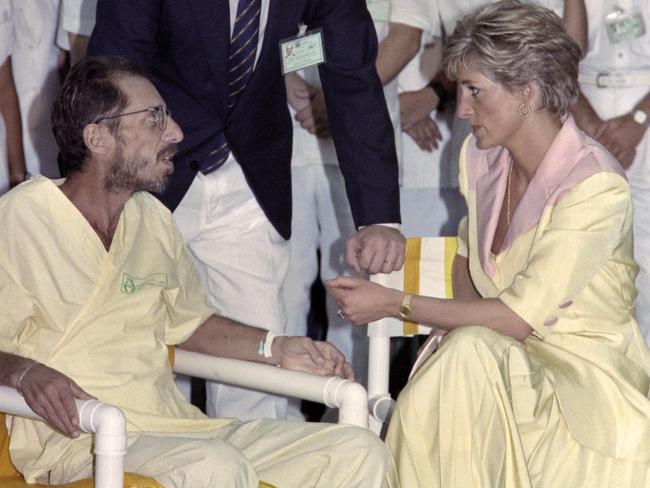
xmin=391 ymin=0 xmax=564 ymax=38
xmin=59 ymin=0 xmax=97 ymax=37
xmin=580 ymin=0 xmax=650 ymax=76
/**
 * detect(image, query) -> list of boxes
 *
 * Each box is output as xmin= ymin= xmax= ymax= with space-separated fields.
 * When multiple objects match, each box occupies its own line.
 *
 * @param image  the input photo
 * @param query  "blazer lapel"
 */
xmin=187 ymin=0 xmax=231 ymax=114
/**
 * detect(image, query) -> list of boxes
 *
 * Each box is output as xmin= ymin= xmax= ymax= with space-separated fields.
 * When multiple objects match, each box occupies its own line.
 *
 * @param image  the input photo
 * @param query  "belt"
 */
xmin=579 ymin=72 xmax=650 ymax=88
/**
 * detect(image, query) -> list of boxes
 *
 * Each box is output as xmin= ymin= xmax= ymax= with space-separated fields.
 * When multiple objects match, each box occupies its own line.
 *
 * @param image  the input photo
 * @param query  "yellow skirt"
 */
xmin=386 ymin=326 xmax=650 ymax=488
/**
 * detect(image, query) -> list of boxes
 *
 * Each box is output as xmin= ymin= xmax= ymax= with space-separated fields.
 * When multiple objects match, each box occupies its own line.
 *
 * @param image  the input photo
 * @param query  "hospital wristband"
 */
xmin=15 ymin=361 xmax=40 ymax=395
xmin=257 ymin=331 xmax=286 ymax=359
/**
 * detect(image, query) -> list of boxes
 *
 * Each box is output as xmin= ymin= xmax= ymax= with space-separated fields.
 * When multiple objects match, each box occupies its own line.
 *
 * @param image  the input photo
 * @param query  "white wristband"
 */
xmin=257 ymin=331 xmax=285 ymax=359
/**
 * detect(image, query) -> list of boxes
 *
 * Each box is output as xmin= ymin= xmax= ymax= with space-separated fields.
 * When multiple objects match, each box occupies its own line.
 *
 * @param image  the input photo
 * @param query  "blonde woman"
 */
xmin=328 ymin=2 xmax=650 ymax=486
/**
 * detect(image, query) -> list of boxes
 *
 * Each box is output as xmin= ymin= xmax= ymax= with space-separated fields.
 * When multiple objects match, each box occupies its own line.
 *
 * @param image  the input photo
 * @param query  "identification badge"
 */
xmin=279 ymin=29 xmax=326 ymax=74
xmin=604 ymin=7 xmax=646 ymax=44
xmin=366 ymin=0 xmax=390 ymax=23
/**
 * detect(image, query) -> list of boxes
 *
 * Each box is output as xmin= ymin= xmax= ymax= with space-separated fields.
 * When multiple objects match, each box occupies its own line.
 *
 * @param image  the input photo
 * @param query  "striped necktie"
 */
xmin=201 ymin=0 xmax=262 ymax=175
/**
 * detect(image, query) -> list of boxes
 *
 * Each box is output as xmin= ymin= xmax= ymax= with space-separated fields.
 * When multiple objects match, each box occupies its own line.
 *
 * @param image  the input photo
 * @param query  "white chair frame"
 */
xmin=0 ymin=349 xmax=369 ymax=488
xmin=366 ymin=237 xmax=456 ymax=435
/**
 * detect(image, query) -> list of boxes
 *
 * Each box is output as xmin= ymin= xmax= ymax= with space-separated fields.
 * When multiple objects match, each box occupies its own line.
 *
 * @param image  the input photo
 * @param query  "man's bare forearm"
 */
xmin=0 ymin=57 xmax=27 ymax=186
xmin=0 ymin=350 xmax=38 ymax=389
xmin=178 ymin=315 xmax=273 ymax=364
xmin=376 ymin=22 xmax=422 ymax=85
xmin=562 ymin=0 xmax=588 ymax=56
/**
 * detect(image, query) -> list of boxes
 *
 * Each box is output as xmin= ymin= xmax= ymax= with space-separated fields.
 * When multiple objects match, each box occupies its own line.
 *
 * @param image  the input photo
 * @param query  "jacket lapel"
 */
xmin=474 ymin=146 xmax=510 ymax=279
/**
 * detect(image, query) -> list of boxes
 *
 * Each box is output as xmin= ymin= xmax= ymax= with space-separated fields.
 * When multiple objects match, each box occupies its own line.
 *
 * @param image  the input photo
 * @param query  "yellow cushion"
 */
xmin=0 ymin=413 xmax=21 ymax=479
xmin=1 ymin=412 xmax=164 ymax=487
xmin=0 ymin=473 xmax=163 ymax=487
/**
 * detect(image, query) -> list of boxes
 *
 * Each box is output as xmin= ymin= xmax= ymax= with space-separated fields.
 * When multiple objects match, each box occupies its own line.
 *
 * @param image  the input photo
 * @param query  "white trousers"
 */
xmin=49 ymin=419 xmax=391 ymax=488
xmin=174 ymin=158 xmax=290 ymax=420
xmin=581 ymin=83 xmax=650 ymax=344
xmin=283 ymin=165 xmax=365 ymax=386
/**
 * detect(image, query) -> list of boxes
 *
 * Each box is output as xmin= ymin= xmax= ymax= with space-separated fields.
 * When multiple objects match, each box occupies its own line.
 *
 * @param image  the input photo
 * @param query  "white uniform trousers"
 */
xmin=48 ymin=419 xmax=392 ymax=488
xmin=174 ymin=157 xmax=290 ymax=420
xmin=581 ymin=83 xmax=650 ymax=345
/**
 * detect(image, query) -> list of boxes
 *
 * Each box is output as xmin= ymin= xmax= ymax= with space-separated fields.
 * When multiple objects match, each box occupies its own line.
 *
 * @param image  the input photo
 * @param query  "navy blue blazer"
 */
xmin=88 ymin=0 xmax=400 ymax=239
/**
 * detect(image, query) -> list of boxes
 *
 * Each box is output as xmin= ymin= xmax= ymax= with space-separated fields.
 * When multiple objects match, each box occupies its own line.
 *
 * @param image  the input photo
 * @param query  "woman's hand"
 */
xmin=325 ymin=276 xmax=403 ymax=325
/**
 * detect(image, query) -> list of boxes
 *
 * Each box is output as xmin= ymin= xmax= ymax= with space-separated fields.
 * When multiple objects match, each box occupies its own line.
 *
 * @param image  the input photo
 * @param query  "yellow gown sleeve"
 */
xmin=499 ymin=172 xmax=632 ymax=338
xmin=162 ymin=217 xmax=219 ymax=345
xmin=0 ymin=265 xmax=33 ymax=355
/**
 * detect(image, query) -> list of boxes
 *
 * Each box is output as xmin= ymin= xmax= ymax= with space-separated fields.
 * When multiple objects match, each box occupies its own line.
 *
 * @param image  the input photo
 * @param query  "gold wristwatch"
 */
xmin=399 ymin=294 xmax=413 ymax=320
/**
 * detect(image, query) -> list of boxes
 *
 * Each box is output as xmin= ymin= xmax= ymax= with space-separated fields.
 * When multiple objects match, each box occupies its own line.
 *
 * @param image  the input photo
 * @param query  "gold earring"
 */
xmin=518 ymin=102 xmax=532 ymax=118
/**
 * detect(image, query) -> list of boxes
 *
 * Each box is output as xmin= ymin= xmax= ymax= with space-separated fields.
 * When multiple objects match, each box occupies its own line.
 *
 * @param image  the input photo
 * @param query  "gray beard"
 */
xmin=105 ymin=145 xmax=169 ymax=194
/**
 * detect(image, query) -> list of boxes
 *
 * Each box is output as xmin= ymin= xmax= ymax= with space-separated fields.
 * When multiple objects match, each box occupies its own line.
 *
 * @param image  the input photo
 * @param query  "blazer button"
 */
xmin=190 ymin=160 xmax=200 ymax=172
xmin=543 ymin=317 xmax=558 ymax=326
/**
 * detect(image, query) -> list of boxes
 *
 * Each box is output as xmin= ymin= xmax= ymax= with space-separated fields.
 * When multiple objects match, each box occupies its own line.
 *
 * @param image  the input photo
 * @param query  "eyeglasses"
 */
xmin=94 ymin=104 xmax=170 ymax=131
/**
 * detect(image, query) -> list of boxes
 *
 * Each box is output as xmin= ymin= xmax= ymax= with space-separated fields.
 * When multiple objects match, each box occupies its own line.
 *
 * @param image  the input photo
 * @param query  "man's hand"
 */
xmin=271 ymin=336 xmax=354 ymax=380
xmin=15 ymin=362 xmax=95 ymax=438
xmin=346 ymin=225 xmax=406 ymax=274
xmin=404 ymin=116 xmax=442 ymax=152
xmin=285 ymin=72 xmax=314 ymax=113
xmin=595 ymin=114 xmax=646 ymax=169
xmin=295 ymin=87 xmax=331 ymax=138
xmin=399 ymin=88 xmax=439 ymax=130
xmin=326 ymin=276 xmax=402 ymax=325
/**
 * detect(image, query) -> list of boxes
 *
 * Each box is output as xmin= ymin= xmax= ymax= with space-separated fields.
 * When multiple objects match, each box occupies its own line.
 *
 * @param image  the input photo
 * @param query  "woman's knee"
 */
xmin=445 ymin=325 xmax=505 ymax=346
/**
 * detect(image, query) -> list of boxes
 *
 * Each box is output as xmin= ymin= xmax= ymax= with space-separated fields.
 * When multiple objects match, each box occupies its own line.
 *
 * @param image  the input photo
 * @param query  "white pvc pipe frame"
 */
xmin=367 ymin=336 xmax=395 ymax=435
xmin=0 ymin=350 xmax=368 ymax=487
xmin=173 ymin=349 xmax=369 ymax=427
xmin=0 ymin=385 xmax=126 ymax=488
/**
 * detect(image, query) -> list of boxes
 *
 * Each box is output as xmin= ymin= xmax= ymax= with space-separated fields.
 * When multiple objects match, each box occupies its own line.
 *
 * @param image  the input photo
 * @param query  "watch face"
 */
xmin=633 ymin=109 xmax=648 ymax=125
xmin=400 ymin=305 xmax=411 ymax=318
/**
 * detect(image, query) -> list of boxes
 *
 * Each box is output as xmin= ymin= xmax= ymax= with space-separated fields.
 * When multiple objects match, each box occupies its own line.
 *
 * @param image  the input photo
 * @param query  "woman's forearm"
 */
xmin=406 ymin=294 xmax=533 ymax=341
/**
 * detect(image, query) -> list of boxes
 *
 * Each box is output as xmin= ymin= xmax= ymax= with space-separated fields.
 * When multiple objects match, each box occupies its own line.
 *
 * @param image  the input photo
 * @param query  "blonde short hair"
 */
xmin=444 ymin=0 xmax=581 ymax=114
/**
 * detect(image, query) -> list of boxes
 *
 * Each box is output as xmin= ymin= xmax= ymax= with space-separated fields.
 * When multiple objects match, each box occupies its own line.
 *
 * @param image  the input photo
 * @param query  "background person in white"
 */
xmin=6 ymin=0 xmax=61 ymax=181
xmin=396 ymin=36 xmax=465 ymax=238
xmin=56 ymin=0 xmax=96 ymax=65
xmin=282 ymin=2 xmax=400 ymax=398
xmin=572 ymin=0 xmax=650 ymax=345
xmin=0 ymin=0 xmax=27 ymax=194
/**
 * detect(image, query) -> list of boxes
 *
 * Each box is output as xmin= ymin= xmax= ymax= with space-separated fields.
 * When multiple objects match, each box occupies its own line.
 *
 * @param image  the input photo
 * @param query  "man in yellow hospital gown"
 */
xmin=0 ymin=56 xmax=390 ymax=488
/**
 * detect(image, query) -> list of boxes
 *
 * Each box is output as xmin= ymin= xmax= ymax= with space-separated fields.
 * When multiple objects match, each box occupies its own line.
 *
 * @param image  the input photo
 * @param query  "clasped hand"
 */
xmin=272 ymin=336 xmax=354 ymax=380
xmin=594 ymin=113 xmax=643 ymax=169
